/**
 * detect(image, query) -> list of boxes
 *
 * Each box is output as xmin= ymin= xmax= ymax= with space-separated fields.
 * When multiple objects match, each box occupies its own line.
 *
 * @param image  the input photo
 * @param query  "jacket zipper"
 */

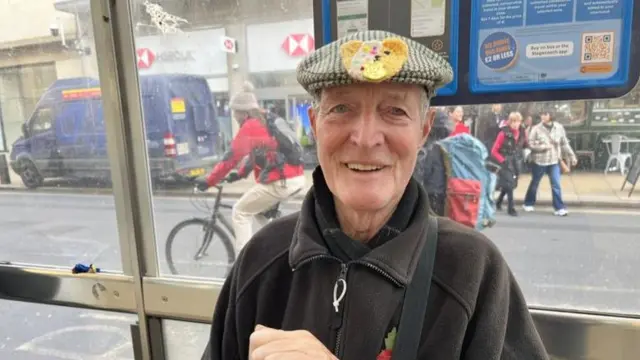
xmin=352 ymin=260 xmax=403 ymax=287
xmin=292 ymin=256 xmax=402 ymax=358
xmin=291 ymin=254 xmax=340 ymax=272
xmin=333 ymin=263 xmax=348 ymax=356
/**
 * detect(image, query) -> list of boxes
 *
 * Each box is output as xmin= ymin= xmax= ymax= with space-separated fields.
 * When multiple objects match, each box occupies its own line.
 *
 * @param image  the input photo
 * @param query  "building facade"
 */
xmin=0 ymin=0 xmax=315 ymax=158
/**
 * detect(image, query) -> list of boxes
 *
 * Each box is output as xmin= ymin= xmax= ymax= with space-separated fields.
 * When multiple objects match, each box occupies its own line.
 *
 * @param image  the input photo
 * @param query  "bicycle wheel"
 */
xmin=165 ymin=218 xmax=236 ymax=277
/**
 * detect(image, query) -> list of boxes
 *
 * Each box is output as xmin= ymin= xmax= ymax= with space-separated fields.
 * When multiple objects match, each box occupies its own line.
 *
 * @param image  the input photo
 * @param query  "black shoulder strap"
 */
xmin=392 ymin=216 xmax=439 ymax=360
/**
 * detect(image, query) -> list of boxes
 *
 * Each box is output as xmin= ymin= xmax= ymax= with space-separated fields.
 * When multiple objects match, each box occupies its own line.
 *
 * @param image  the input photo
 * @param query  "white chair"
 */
xmin=604 ymin=134 xmax=633 ymax=175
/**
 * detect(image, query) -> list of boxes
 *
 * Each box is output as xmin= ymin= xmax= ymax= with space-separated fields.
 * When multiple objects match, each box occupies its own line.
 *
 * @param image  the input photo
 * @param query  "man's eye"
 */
xmin=331 ymin=104 xmax=349 ymax=113
xmin=389 ymin=107 xmax=407 ymax=116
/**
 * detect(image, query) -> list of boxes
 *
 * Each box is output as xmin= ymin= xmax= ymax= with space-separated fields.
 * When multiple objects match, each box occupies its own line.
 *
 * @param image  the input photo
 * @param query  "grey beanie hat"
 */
xmin=229 ymin=81 xmax=259 ymax=111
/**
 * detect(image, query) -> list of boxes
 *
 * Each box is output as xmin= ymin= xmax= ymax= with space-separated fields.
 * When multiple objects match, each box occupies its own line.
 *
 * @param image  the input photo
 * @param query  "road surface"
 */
xmin=1 ymin=191 xmax=639 ymax=359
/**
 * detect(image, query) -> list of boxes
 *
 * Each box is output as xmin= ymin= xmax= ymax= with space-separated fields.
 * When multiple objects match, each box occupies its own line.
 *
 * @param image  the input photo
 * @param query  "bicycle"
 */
xmin=165 ymin=179 xmax=282 ymax=276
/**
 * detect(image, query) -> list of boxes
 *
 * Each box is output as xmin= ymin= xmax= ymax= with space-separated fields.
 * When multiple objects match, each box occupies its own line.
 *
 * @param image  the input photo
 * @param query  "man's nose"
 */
xmin=349 ymin=111 xmax=384 ymax=148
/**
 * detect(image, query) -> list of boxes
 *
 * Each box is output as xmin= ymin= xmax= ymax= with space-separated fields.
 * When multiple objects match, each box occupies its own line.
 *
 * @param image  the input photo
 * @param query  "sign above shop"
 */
xmin=281 ymin=33 xmax=315 ymax=57
xmin=136 ymin=48 xmax=155 ymax=69
xmin=134 ymin=28 xmax=228 ymax=76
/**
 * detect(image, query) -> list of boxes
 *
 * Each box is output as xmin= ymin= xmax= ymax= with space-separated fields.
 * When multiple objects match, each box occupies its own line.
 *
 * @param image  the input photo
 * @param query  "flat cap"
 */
xmin=296 ymin=30 xmax=453 ymax=97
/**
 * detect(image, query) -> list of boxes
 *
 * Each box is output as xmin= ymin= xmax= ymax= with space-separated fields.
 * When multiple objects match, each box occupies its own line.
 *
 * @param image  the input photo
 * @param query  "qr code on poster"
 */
xmin=581 ymin=32 xmax=615 ymax=64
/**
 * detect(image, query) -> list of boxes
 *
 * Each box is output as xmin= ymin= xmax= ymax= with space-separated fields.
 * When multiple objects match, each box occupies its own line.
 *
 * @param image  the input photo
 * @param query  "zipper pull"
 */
xmin=333 ymin=264 xmax=348 ymax=313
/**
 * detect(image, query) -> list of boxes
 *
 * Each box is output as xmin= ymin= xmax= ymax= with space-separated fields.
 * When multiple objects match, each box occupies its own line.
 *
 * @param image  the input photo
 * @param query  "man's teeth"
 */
xmin=346 ymin=163 xmax=383 ymax=171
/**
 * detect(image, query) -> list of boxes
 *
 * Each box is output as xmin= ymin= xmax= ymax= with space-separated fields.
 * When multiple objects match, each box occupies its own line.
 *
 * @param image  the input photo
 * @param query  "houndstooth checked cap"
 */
xmin=296 ymin=30 xmax=453 ymax=98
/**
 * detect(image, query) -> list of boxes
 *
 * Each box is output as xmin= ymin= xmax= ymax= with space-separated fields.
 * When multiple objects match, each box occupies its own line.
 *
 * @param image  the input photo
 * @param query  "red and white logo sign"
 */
xmin=137 ymin=48 xmax=155 ymax=69
xmin=220 ymin=36 xmax=237 ymax=53
xmin=281 ymin=34 xmax=314 ymax=57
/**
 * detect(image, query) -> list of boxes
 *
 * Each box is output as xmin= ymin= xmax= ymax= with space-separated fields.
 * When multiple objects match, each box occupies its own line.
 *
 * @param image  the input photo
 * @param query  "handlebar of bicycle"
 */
xmin=191 ymin=177 xmax=235 ymax=194
xmin=189 ymin=175 xmax=282 ymax=218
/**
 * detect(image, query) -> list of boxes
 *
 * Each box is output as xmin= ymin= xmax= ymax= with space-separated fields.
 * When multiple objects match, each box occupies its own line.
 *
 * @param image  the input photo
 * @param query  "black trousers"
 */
xmin=496 ymin=189 xmax=515 ymax=210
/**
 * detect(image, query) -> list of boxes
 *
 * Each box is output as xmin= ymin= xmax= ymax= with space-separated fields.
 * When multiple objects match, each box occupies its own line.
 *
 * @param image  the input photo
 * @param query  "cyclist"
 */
xmin=195 ymin=82 xmax=305 ymax=251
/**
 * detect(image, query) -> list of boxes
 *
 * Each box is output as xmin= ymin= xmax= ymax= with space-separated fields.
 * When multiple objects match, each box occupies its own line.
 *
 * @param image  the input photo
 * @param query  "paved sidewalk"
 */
xmin=1 ymin=169 xmax=638 ymax=209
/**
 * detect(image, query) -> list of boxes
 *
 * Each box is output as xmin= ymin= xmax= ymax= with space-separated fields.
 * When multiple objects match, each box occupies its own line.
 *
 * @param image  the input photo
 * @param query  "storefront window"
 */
xmin=249 ymin=71 xmax=302 ymax=89
xmin=592 ymin=86 xmax=640 ymax=126
xmin=504 ymin=101 xmax=587 ymax=127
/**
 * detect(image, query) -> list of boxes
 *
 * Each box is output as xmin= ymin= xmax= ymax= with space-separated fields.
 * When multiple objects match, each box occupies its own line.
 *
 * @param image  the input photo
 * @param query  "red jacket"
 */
xmin=449 ymin=122 xmax=470 ymax=137
xmin=491 ymin=126 xmax=526 ymax=163
xmin=205 ymin=118 xmax=303 ymax=186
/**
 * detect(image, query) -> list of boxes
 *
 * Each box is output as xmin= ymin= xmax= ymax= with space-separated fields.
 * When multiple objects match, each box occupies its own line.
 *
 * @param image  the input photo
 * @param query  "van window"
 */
xmin=29 ymin=107 xmax=54 ymax=134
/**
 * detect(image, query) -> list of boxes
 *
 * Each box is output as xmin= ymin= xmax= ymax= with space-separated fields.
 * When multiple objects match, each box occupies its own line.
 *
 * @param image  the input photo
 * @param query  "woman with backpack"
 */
xmin=491 ymin=112 xmax=527 ymax=216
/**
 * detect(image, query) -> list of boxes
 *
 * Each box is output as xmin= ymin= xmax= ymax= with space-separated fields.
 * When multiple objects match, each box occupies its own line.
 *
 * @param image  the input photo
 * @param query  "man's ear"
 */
xmin=308 ymin=105 xmax=317 ymax=138
xmin=421 ymin=109 xmax=436 ymax=146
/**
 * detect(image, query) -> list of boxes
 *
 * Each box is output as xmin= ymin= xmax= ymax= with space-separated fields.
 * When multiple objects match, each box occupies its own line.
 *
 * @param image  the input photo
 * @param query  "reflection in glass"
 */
xmin=163 ymin=320 xmax=210 ymax=360
xmin=128 ymin=0 xmax=316 ymax=279
xmin=0 ymin=300 xmax=135 ymax=360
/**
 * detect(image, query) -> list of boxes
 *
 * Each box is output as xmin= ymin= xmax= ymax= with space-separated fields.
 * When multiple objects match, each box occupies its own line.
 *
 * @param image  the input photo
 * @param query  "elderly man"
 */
xmin=208 ymin=30 xmax=548 ymax=360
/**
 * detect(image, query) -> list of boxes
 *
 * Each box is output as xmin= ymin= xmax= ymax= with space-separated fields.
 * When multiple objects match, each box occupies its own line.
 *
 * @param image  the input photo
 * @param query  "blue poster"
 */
xmin=469 ymin=0 xmax=634 ymax=93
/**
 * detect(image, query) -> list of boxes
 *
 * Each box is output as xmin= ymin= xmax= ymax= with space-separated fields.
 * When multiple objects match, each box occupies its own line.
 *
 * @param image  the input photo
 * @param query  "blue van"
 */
xmin=10 ymin=74 xmax=220 ymax=188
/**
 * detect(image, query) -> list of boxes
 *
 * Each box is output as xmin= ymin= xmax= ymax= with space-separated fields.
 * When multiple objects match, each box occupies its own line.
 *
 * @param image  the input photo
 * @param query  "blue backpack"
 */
xmin=437 ymin=134 xmax=497 ymax=230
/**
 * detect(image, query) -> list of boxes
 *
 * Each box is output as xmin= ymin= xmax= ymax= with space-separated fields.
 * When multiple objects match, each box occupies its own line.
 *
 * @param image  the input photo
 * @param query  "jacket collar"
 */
xmin=288 ymin=168 xmax=431 ymax=286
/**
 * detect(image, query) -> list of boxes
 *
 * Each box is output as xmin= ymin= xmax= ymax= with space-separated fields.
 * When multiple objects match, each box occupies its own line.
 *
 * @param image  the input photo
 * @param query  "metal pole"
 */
xmin=90 ymin=1 xmax=164 ymax=358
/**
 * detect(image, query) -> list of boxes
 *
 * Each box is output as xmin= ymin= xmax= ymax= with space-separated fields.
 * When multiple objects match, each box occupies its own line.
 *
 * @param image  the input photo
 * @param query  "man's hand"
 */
xmin=226 ymin=172 xmax=241 ymax=183
xmin=571 ymin=157 xmax=578 ymax=166
xmin=249 ymin=325 xmax=338 ymax=360
xmin=194 ymin=176 xmax=209 ymax=192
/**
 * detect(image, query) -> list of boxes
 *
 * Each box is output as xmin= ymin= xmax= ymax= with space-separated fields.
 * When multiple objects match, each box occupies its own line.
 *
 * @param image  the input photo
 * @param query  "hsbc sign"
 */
xmin=137 ymin=48 xmax=155 ymax=69
xmin=155 ymin=50 xmax=196 ymax=62
xmin=247 ymin=19 xmax=315 ymax=73
xmin=281 ymin=33 xmax=314 ymax=57
xmin=136 ymin=49 xmax=199 ymax=68
xmin=134 ymin=28 xmax=227 ymax=76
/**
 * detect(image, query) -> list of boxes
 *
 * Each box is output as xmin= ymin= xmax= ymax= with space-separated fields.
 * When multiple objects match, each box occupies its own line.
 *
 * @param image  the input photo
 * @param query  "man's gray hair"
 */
xmin=311 ymin=89 xmax=431 ymax=124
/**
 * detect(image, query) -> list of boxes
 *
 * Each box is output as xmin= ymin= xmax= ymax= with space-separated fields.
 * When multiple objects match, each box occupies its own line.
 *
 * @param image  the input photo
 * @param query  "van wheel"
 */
xmin=19 ymin=159 xmax=44 ymax=189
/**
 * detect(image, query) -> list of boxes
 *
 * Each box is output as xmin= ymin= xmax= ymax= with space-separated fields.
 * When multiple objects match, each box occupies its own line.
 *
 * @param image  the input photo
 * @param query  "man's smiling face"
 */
xmin=309 ymin=83 xmax=431 ymax=212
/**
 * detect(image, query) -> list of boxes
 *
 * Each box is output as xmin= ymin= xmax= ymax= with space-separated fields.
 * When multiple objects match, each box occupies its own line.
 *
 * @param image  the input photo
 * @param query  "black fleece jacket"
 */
xmin=208 ymin=170 xmax=548 ymax=360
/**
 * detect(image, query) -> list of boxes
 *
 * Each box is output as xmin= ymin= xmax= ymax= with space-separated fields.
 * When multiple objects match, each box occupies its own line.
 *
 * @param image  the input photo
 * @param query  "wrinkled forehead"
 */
xmin=319 ymin=83 xmax=427 ymax=104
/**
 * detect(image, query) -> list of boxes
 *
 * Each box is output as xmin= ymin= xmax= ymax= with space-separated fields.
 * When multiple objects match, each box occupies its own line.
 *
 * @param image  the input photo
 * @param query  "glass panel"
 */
xmin=163 ymin=320 xmax=210 ymax=359
xmin=120 ymin=0 xmax=640 ymax=317
xmin=593 ymin=81 xmax=640 ymax=126
xmin=0 ymin=0 xmax=123 ymax=271
xmin=0 ymin=300 xmax=136 ymax=359
xmin=126 ymin=0 xmax=314 ymax=280
xmin=473 ymin=100 xmax=640 ymax=314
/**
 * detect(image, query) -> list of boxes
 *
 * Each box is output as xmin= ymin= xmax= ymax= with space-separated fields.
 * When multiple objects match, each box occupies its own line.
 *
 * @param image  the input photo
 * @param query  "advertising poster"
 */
xmin=336 ymin=0 xmax=369 ymax=38
xmin=469 ymin=0 xmax=634 ymax=93
xmin=410 ymin=0 xmax=459 ymax=96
